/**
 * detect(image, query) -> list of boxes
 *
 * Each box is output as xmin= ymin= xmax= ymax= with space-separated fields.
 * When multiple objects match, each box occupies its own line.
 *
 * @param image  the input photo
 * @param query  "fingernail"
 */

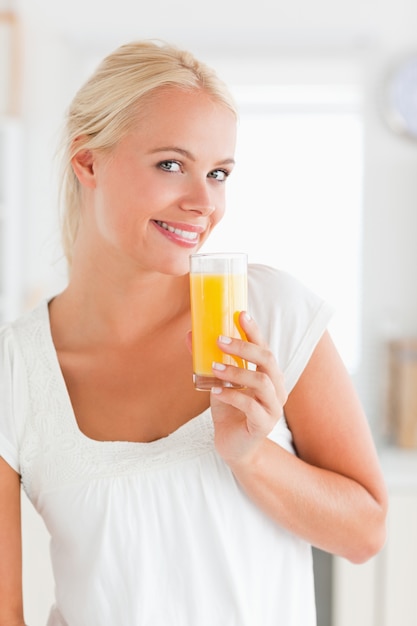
xmin=212 ymin=361 xmax=226 ymax=371
xmin=218 ymin=335 xmax=232 ymax=344
xmin=243 ymin=312 xmax=251 ymax=321
xmin=211 ymin=387 xmax=223 ymax=394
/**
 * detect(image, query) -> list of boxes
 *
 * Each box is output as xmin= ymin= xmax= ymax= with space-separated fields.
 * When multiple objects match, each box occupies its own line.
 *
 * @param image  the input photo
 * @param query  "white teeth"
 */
xmin=156 ymin=221 xmax=198 ymax=241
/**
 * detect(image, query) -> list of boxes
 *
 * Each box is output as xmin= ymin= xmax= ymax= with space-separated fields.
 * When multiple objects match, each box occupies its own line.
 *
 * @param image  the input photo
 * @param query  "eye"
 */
xmin=159 ymin=160 xmax=182 ymax=173
xmin=207 ymin=169 xmax=229 ymax=182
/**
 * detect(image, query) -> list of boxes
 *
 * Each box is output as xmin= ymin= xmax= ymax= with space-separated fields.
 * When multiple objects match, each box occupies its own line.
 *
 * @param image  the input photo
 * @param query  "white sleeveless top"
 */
xmin=0 ymin=265 xmax=333 ymax=626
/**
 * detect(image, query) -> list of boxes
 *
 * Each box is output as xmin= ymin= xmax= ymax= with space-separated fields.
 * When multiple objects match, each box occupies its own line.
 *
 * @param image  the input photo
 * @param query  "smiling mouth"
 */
xmin=153 ymin=220 xmax=199 ymax=241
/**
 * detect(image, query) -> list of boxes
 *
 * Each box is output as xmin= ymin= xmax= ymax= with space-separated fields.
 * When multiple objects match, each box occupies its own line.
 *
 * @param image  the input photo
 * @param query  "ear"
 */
xmin=71 ymin=148 xmax=97 ymax=189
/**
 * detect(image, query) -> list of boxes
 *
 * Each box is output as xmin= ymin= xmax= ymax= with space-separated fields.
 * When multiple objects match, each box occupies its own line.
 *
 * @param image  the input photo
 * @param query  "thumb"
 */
xmin=185 ymin=330 xmax=192 ymax=354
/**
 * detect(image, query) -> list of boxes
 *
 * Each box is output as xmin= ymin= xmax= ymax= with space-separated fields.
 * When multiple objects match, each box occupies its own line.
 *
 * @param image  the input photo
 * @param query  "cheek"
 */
xmin=213 ymin=209 xmax=225 ymax=227
xmin=213 ymin=197 xmax=227 ymax=226
xmin=93 ymin=185 xmax=136 ymax=243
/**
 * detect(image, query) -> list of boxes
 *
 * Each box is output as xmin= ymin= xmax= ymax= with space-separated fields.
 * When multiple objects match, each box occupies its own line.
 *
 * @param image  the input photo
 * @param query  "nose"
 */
xmin=180 ymin=178 xmax=216 ymax=215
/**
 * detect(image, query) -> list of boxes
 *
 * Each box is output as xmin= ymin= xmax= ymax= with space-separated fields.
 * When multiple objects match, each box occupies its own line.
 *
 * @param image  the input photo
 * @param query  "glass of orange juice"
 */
xmin=189 ymin=252 xmax=248 ymax=391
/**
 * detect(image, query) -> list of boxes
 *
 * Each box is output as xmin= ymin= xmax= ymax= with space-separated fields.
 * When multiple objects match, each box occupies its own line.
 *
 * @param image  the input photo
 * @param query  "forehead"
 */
xmin=138 ymin=85 xmax=234 ymax=117
xmin=130 ymin=86 xmax=237 ymax=144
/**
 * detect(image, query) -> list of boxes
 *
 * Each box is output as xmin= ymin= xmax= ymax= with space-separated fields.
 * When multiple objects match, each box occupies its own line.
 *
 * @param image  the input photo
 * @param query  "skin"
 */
xmin=0 ymin=86 xmax=388 ymax=622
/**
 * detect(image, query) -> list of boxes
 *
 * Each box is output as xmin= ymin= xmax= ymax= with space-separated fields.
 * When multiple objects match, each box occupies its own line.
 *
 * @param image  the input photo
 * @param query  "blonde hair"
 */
xmin=58 ymin=39 xmax=238 ymax=268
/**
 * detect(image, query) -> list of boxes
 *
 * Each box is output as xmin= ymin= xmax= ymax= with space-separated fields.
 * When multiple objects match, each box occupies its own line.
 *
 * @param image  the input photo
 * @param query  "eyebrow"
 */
xmin=148 ymin=146 xmax=235 ymax=166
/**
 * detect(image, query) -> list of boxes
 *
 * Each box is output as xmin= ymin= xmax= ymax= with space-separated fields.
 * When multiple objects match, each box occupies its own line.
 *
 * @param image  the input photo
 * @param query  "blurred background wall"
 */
xmin=7 ymin=0 xmax=417 ymax=434
xmin=1 ymin=0 xmax=417 ymax=624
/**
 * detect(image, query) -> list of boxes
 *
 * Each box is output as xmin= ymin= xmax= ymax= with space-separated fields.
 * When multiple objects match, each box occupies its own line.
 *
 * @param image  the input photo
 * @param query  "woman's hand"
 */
xmin=201 ymin=321 xmax=388 ymax=563
xmin=209 ymin=312 xmax=288 ymax=466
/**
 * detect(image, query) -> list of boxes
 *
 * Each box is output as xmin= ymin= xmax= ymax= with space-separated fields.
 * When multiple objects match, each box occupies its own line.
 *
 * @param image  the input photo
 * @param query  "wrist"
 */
xmin=226 ymin=438 xmax=268 ymax=476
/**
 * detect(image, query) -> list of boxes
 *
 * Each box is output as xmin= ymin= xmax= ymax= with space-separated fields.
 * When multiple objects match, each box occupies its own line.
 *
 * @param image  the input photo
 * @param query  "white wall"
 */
xmin=16 ymin=0 xmax=417 ymax=433
xmin=9 ymin=1 xmax=417 ymax=623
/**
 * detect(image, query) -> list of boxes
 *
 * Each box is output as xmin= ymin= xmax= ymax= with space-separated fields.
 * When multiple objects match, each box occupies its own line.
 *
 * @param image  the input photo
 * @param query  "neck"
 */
xmin=50 ymin=259 xmax=191 ymax=348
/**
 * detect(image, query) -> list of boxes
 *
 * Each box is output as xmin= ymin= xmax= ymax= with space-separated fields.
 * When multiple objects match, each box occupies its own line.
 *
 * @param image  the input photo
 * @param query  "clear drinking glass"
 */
xmin=189 ymin=252 xmax=248 ymax=391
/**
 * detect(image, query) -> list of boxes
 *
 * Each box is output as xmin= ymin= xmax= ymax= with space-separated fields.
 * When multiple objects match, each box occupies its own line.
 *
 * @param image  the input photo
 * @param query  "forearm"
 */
xmin=228 ymin=437 xmax=387 ymax=564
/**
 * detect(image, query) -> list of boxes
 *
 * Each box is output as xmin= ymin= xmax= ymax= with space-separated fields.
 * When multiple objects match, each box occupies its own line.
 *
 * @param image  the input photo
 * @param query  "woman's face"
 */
xmin=76 ymin=86 xmax=237 ymax=277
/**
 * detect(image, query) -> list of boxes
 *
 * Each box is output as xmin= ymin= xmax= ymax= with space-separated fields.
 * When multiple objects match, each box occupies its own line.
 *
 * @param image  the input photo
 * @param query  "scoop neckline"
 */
xmin=40 ymin=299 xmax=211 ymax=448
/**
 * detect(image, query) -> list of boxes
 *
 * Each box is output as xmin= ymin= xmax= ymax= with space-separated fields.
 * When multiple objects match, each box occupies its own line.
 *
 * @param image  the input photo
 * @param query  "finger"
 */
xmin=185 ymin=330 xmax=192 ymax=354
xmin=238 ymin=311 xmax=269 ymax=348
xmin=212 ymin=360 xmax=284 ymax=408
xmin=211 ymin=383 xmax=260 ymax=415
xmin=216 ymin=329 xmax=287 ymax=403
xmin=212 ymin=359 xmax=271 ymax=395
xmin=217 ymin=334 xmax=278 ymax=379
xmin=210 ymin=386 xmax=279 ymax=437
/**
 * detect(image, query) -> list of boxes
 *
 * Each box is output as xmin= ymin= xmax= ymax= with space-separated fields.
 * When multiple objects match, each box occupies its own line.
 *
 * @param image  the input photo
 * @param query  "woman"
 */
xmin=0 ymin=40 xmax=387 ymax=625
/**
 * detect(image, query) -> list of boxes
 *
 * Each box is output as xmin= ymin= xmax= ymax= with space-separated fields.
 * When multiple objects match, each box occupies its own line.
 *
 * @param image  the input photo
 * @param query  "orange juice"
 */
xmin=189 ymin=253 xmax=248 ymax=390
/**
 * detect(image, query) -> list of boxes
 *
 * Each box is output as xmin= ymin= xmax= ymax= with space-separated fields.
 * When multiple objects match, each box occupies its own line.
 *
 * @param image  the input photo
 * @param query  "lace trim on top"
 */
xmin=15 ymin=302 xmax=215 ymax=500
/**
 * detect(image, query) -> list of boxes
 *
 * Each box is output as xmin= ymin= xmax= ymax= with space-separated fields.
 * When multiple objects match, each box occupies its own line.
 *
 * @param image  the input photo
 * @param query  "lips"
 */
xmin=153 ymin=220 xmax=200 ymax=241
